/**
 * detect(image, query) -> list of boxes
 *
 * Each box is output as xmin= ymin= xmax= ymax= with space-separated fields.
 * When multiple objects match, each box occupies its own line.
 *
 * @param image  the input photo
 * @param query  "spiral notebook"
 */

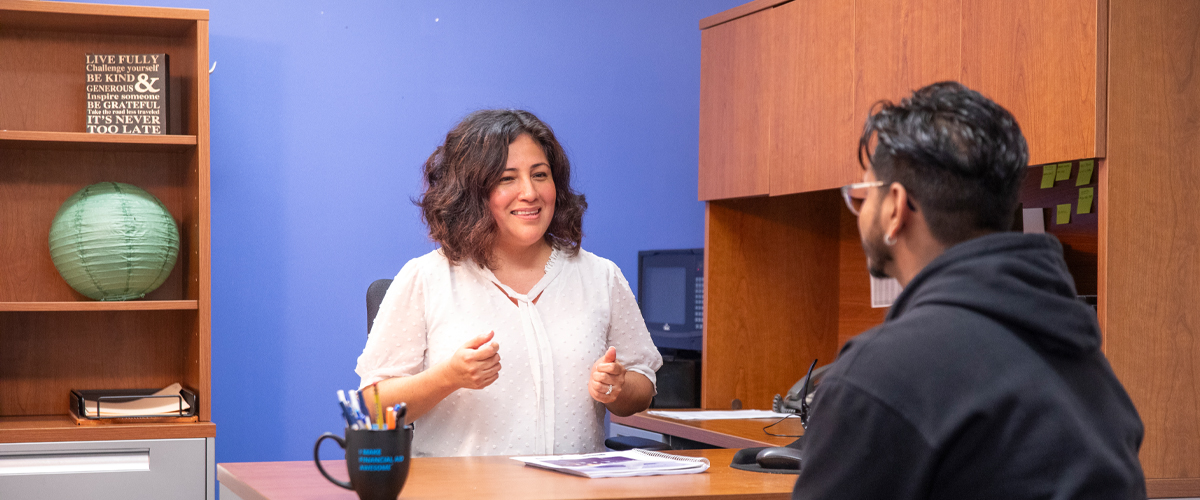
xmin=511 ymin=449 xmax=709 ymax=478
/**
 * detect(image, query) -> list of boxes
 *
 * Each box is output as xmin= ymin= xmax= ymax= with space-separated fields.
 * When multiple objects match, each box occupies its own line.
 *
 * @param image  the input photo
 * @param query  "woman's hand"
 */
xmin=437 ymin=331 xmax=501 ymax=390
xmin=589 ymin=347 xmax=626 ymax=404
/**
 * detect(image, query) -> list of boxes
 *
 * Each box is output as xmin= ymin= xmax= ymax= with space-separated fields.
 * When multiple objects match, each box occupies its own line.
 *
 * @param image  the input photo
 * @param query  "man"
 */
xmin=793 ymin=82 xmax=1145 ymax=499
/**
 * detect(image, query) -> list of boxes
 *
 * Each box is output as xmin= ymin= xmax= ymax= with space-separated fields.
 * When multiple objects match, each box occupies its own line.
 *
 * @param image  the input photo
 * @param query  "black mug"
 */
xmin=314 ymin=425 xmax=413 ymax=500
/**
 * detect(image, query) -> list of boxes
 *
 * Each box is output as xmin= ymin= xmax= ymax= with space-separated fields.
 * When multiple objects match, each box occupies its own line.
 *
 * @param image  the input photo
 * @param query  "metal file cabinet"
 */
xmin=0 ymin=438 xmax=215 ymax=500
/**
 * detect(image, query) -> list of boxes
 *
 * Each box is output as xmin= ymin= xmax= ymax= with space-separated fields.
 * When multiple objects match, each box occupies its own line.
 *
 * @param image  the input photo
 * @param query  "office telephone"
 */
xmin=772 ymin=359 xmax=823 ymax=429
xmin=729 ymin=359 xmax=825 ymax=473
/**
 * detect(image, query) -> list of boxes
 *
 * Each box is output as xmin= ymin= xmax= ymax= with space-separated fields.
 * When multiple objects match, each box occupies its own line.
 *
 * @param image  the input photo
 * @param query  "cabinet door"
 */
xmin=769 ymin=0 xmax=857 ymax=195
xmin=961 ymin=0 xmax=1105 ymax=166
xmin=854 ymin=0 xmax=962 ymax=117
xmin=698 ymin=10 xmax=774 ymax=201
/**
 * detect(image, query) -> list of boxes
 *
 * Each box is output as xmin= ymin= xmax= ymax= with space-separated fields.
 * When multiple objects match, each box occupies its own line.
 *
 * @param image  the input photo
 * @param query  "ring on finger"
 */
xmin=605 ymin=384 xmax=613 ymax=395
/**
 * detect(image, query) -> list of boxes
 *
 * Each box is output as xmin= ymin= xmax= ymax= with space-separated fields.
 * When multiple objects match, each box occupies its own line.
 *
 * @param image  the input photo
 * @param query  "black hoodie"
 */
xmin=792 ymin=233 xmax=1146 ymax=500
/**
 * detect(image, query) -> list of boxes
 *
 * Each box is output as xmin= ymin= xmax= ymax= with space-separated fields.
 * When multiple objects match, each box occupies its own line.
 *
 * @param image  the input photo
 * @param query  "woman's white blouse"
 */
xmin=355 ymin=247 xmax=663 ymax=457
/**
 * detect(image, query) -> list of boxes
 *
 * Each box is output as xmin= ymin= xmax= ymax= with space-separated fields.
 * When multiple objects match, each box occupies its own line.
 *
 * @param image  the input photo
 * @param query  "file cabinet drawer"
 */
xmin=0 ymin=438 xmax=210 ymax=500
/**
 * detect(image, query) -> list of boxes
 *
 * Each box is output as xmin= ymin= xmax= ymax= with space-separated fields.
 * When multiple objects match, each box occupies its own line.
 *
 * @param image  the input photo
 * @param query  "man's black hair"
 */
xmin=858 ymin=81 xmax=1029 ymax=245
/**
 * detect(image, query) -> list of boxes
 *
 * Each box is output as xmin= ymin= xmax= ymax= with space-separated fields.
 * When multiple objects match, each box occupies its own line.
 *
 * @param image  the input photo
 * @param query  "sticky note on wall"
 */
xmin=1056 ymin=204 xmax=1072 ymax=224
xmin=1041 ymin=165 xmax=1056 ymax=188
xmin=1078 ymin=187 xmax=1094 ymax=214
xmin=1076 ymin=160 xmax=1095 ymax=186
xmin=1055 ymin=162 xmax=1073 ymax=181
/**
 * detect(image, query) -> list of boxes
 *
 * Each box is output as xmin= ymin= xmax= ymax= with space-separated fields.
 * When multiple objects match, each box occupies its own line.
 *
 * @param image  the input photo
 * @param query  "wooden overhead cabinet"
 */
xmin=698 ymin=7 xmax=774 ymax=200
xmin=699 ymin=0 xmax=1200 ymax=496
xmin=960 ymin=0 xmax=1107 ymax=166
xmin=767 ymin=0 xmax=855 ymax=195
xmin=0 ymin=1 xmax=214 ymax=498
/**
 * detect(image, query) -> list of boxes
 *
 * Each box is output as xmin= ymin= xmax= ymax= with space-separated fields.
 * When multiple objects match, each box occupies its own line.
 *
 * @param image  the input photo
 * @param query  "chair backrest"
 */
xmin=366 ymin=278 xmax=394 ymax=335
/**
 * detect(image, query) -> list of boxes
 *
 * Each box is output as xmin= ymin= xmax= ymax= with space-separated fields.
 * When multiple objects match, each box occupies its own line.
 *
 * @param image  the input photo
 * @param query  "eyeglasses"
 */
xmin=840 ymin=181 xmax=886 ymax=216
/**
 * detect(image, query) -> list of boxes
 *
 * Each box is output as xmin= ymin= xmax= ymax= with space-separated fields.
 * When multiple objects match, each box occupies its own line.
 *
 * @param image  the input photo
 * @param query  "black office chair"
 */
xmin=366 ymin=278 xmax=393 ymax=335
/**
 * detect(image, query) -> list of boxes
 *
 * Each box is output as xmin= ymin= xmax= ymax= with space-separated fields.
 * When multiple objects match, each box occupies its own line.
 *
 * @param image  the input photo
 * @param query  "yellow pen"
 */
xmin=372 ymin=382 xmax=384 ymax=430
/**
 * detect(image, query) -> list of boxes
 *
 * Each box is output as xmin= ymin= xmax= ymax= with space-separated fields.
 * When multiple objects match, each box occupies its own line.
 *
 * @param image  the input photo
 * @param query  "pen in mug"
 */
xmin=352 ymin=388 xmax=367 ymax=422
xmin=371 ymin=382 xmax=384 ymax=430
xmin=337 ymin=400 xmax=356 ymax=429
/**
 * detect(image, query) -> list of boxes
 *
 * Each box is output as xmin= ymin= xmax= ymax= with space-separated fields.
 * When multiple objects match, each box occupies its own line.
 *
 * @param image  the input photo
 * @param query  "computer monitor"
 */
xmin=637 ymin=248 xmax=703 ymax=352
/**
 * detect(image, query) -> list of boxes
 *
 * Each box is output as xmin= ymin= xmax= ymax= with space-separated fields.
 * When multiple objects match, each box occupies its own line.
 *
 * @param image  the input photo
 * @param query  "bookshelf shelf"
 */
xmin=0 ymin=130 xmax=197 ymax=151
xmin=0 ymin=300 xmax=199 ymax=312
xmin=0 ymin=415 xmax=215 ymax=444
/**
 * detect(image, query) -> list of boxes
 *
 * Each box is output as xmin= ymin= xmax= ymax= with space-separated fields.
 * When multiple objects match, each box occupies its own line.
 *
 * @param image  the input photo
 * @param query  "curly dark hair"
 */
xmin=416 ymin=109 xmax=587 ymax=268
xmin=858 ymin=81 xmax=1029 ymax=245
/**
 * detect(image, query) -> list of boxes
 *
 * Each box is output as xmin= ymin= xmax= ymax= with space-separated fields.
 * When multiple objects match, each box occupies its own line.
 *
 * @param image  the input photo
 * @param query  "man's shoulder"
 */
xmin=827 ymin=306 xmax=1039 ymax=429
xmin=837 ymin=306 xmax=994 ymax=376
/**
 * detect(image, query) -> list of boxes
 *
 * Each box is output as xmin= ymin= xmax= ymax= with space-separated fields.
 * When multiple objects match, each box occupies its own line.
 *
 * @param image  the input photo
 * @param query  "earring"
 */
xmin=884 ymin=234 xmax=896 ymax=246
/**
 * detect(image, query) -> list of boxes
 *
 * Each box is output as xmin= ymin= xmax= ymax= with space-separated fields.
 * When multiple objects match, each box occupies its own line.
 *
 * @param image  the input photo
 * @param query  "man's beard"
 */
xmin=862 ymin=216 xmax=893 ymax=279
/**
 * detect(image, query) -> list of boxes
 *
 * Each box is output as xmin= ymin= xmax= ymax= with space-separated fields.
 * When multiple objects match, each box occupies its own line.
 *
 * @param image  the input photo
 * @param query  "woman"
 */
xmin=355 ymin=109 xmax=662 ymax=457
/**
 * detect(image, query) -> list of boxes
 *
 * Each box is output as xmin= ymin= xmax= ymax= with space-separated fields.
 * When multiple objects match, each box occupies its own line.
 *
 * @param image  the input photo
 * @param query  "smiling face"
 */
xmin=488 ymin=133 xmax=557 ymax=252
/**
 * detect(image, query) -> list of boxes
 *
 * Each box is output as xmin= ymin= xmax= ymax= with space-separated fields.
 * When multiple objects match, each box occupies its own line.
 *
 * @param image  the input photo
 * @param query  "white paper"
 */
xmin=870 ymin=276 xmax=902 ymax=308
xmin=1022 ymin=208 xmax=1046 ymax=234
xmin=82 ymin=383 xmax=191 ymax=416
xmin=512 ymin=449 xmax=709 ymax=478
xmin=645 ymin=410 xmax=787 ymax=421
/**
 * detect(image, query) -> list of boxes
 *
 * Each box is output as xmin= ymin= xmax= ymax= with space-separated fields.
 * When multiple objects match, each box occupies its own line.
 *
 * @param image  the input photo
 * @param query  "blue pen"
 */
xmin=356 ymin=390 xmax=370 ymax=423
xmin=338 ymin=401 xmax=357 ymax=429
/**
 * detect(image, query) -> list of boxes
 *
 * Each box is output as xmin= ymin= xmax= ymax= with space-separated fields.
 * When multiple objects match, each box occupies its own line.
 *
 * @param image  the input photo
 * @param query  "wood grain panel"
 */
xmin=699 ymin=0 xmax=789 ymax=30
xmin=1147 ymin=479 xmax=1200 ymax=499
xmin=1097 ymin=159 xmax=1108 ymax=336
xmin=961 ymin=0 xmax=1105 ymax=166
xmin=0 ymin=1 xmax=206 ymax=34
xmin=0 ymin=130 xmax=196 ymax=150
xmin=769 ymin=0 xmax=858 ymax=195
xmin=703 ymin=193 xmax=841 ymax=410
xmin=698 ymin=10 xmax=773 ymax=200
xmin=190 ymin=19 xmax=212 ymax=422
xmin=0 ymin=310 xmax=194 ymax=416
xmin=611 ymin=411 xmax=803 ymax=448
xmin=837 ymin=205 xmax=888 ymax=348
xmin=1106 ymin=0 xmax=1200 ymax=485
xmin=0 ymin=27 xmax=193 ymax=133
xmin=0 ymin=415 xmax=215 ymax=443
xmin=0 ymin=301 xmax=197 ymax=311
xmin=0 ymin=148 xmax=190 ymax=302
xmin=854 ymin=0 xmax=962 ymax=114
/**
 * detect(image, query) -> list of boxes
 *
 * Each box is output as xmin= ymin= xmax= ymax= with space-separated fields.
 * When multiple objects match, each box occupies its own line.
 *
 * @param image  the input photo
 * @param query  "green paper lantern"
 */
xmin=48 ymin=182 xmax=180 ymax=301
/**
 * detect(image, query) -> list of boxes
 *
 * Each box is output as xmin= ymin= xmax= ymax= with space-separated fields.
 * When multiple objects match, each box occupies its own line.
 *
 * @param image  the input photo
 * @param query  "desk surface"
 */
xmin=610 ymin=411 xmax=804 ymax=448
xmin=218 ymin=449 xmax=795 ymax=500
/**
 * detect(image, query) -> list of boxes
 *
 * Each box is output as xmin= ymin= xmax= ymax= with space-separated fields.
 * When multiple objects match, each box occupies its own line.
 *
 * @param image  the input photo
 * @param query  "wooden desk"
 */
xmin=218 ymin=449 xmax=795 ymax=500
xmin=610 ymin=411 xmax=804 ymax=449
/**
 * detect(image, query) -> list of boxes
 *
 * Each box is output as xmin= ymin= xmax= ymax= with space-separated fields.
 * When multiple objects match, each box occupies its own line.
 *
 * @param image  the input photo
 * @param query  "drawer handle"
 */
xmin=0 ymin=450 xmax=150 ymax=476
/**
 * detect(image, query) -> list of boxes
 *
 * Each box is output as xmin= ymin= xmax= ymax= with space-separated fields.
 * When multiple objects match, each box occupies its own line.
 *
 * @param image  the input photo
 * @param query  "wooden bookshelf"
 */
xmin=0 ymin=0 xmax=211 ymax=446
